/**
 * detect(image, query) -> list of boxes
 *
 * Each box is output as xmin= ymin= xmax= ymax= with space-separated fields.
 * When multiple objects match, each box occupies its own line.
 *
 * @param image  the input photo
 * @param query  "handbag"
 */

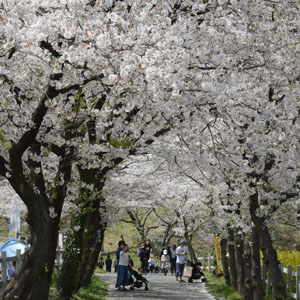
xmin=183 ymin=265 xmax=193 ymax=278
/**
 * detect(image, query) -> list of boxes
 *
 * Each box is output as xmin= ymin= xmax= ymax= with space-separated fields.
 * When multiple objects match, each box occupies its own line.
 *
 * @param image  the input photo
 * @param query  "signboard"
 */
xmin=213 ymin=236 xmax=224 ymax=275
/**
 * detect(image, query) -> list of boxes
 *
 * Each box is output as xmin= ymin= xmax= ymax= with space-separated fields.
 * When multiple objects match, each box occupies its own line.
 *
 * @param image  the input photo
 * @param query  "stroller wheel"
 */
xmin=130 ymin=287 xmax=134 ymax=291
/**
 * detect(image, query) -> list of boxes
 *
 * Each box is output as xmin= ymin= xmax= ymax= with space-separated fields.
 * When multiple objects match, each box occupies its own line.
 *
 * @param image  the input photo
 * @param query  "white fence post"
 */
xmin=202 ymin=255 xmax=206 ymax=270
xmin=208 ymin=253 xmax=211 ymax=272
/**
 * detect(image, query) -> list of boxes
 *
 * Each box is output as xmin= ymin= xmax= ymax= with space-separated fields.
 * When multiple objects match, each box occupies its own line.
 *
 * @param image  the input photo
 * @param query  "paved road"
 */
xmin=98 ymin=272 xmax=216 ymax=300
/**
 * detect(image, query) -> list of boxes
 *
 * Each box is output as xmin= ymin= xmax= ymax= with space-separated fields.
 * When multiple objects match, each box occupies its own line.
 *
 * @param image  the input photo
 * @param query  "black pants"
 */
xmin=170 ymin=258 xmax=176 ymax=275
xmin=106 ymin=266 xmax=112 ymax=272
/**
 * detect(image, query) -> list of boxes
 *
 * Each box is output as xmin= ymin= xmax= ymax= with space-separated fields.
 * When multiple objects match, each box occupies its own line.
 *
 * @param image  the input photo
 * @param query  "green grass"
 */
xmin=205 ymin=272 xmax=244 ymax=300
xmin=48 ymin=273 xmax=109 ymax=300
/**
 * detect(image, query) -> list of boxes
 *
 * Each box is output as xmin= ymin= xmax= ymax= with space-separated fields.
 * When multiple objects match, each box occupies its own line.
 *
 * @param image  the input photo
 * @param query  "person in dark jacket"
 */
xmin=187 ymin=260 xmax=206 ymax=283
xmin=105 ymin=255 xmax=112 ymax=272
xmin=139 ymin=239 xmax=153 ymax=274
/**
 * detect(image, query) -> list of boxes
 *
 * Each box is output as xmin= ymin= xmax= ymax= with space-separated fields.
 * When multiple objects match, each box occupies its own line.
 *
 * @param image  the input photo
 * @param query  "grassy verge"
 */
xmin=205 ymin=272 xmax=244 ymax=300
xmin=48 ymin=273 xmax=109 ymax=300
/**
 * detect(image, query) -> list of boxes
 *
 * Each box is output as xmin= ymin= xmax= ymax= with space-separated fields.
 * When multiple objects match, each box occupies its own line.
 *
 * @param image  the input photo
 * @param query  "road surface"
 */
xmin=98 ymin=272 xmax=216 ymax=300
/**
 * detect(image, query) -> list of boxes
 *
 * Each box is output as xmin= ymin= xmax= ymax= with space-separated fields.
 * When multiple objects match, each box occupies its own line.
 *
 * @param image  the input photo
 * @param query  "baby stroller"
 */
xmin=128 ymin=266 xmax=149 ymax=291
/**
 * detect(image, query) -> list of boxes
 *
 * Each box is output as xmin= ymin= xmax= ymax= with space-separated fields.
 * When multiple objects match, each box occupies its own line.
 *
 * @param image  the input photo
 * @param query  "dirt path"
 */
xmin=98 ymin=272 xmax=216 ymax=300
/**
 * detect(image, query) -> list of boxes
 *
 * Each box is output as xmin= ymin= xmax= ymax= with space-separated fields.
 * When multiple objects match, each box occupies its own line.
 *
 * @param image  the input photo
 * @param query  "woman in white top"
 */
xmin=116 ymin=244 xmax=130 ymax=291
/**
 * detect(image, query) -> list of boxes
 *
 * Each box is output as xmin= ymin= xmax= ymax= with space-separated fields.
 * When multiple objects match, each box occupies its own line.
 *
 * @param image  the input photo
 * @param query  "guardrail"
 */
xmin=0 ymin=247 xmax=64 ymax=293
xmin=201 ymin=253 xmax=300 ymax=300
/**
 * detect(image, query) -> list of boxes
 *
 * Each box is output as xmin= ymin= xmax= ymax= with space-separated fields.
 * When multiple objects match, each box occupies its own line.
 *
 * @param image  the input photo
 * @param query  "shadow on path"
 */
xmin=98 ymin=272 xmax=215 ymax=300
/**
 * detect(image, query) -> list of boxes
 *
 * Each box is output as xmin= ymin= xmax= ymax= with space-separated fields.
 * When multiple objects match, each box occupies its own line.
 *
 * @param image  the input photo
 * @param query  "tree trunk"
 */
xmin=235 ymin=233 xmax=245 ymax=296
xmin=78 ymin=225 xmax=105 ymax=288
xmin=244 ymin=242 xmax=253 ymax=300
xmin=57 ymin=206 xmax=87 ymax=300
xmin=251 ymin=226 xmax=264 ymax=300
xmin=162 ymin=224 xmax=175 ymax=246
xmin=228 ymin=230 xmax=238 ymax=290
xmin=3 ymin=204 xmax=60 ymax=300
xmin=220 ymin=238 xmax=230 ymax=285
xmin=75 ymin=197 xmax=106 ymax=290
xmin=249 ymin=192 xmax=286 ymax=299
xmin=260 ymin=227 xmax=286 ymax=300
xmin=184 ymin=232 xmax=197 ymax=263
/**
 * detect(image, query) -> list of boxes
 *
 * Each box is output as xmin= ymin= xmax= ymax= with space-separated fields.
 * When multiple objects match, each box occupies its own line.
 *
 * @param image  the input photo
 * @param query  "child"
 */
xmin=128 ymin=266 xmax=149 ymax=291
xmin=148 ymin=257 xmax=156 ymax=273
xmin=160 ymin=249 xmax=170 ymax=276
xmin=128 ymin=255 xmax=134 ymax=267
xmin=116 ymin=244 xmax=129 ymax=291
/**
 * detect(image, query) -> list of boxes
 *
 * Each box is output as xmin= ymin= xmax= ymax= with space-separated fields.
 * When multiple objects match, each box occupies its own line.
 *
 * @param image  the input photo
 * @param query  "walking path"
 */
xmin=98 ymin=272 xmax=216 ymax=300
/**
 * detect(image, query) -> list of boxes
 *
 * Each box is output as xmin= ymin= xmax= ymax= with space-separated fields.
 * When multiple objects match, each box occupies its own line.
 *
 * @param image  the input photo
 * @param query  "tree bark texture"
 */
xmin=249 ymin=192 xmax=286 ymax=300
xmin=220 ymin=238 xmax=231 ymax=285
xmin=184 ymin=232 xmax=198 ymax=263
xmin=76 ymin=198 xmax=106 ymax=289
xmin=251 ymin=226 xmax=264 ymax=300
xmin=235 ymin=233 xmax=245 ymax=296
xmin=244 ymin=243 xmax=253 ymax=300
xmin=228 ymin=230 xmax=238 ymax=290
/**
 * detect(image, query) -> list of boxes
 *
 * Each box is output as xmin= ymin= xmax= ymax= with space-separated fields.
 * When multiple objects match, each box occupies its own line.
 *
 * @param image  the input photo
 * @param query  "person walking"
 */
xmin=176 ymin=240 xmax=187 ymax=282
xmin=116 ymin=244 xmax=130 ymax=291
xmin=105 ymin=255 xmax=112 ymax=272
xmin=115 ymin=236 xmax=125 ymax=288
xmin=170 ymin=244 xmax=177 ymax=275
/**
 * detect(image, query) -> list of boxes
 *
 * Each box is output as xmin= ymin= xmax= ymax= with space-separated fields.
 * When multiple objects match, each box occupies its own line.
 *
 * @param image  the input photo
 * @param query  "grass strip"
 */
xmin=205 ymin=272 xmax=244 ymax=300
xmin=49 ymin=274 xmax=109 ymax=300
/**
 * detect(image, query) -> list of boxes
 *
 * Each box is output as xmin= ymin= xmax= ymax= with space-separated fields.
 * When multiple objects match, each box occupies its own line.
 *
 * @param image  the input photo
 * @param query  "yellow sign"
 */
xmin=213 ymin=236 xmax=224 ymax=275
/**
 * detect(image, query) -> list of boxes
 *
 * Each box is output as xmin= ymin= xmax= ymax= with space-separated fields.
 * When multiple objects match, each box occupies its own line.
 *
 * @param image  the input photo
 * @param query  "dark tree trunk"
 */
xmin=75 ymin=197 xmax=106 ymax=290
xmin=162 ymin=224 xmax=175 ymax=247
xmin=260 ymin=227 xmax=286 ymax=300
xmin=244 ymin=243 xmax=253 ymax=300
xmin=3 ymin=146 xmax=72 ymax=300
xmin=3 ymin=198 xmax=62 ymax=300
xmin=249 ymin=192 xmax=286 ymax=300
xmin=235 ymin=233 xmax=245 ymax=296
xmin=184 ymin=232 xmax=197 ymax=263
xmin=220 ymin=238 xmax=230 ymax=285
xmin=228 ymin=230 xmax=238 ymax=290
xmin=251 ymin=226 xmax=264 ymax=300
